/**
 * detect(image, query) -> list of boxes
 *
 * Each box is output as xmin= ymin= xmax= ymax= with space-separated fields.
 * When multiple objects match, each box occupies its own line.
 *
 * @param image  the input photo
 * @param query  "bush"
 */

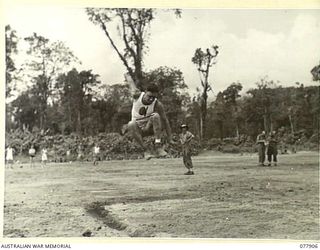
xmin=221 ymin=145 xmax=240 ymax=154
xmin=5 ymin=129 xmax=201 ymax=161
xmin=203 ymin=138 xmax=223 ymax=150
xmin=308 ymin=133 xmax=319 ymax=144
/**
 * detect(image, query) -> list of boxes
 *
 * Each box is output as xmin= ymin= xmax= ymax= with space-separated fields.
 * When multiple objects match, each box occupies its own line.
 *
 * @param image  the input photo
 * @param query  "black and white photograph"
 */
xmin=2 ymin=0 xmax=320 ymax=245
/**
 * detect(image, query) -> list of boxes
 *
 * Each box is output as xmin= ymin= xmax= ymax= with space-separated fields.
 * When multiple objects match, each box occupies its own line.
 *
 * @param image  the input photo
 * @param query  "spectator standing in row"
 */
xmin=5 ymin=144 xmax=14 ymax=169
xmin=93 ymin=144 xmax=100 ymax=165
xmin=267 ymin=131 xmax=278 ymax=166
xmin=256 ymin=130 xmax=266 ymax=166
xmin=29 ymin=145 xmax=36 ymax=168
xmin=77 ymin=144 xmax=84 ymax=162
xmin=41 ymin=146 xmax=48 ymax=167
xmin=66 ymin=148 xmax=72 ymax=164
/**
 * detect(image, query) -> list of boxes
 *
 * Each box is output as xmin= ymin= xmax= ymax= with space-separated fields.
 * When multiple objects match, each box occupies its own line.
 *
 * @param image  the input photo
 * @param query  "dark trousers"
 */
xmin=258 ymin=144 xmax=266 ymax=163
xmin=267 ymin=154 xmax=277 ymax=162
xmin=182 ymin=148 xmax=193 ymax=170
xmin=267 ymin=146 xmax=278 ymax=162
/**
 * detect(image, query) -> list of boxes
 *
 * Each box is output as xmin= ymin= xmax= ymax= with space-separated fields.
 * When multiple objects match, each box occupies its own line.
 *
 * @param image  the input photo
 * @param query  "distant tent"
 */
xmin=311 ymin=64 xmax=320 ymax=81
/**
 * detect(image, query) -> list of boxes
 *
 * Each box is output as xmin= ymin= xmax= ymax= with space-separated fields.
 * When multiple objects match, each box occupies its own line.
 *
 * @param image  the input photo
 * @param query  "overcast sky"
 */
xmin=5 ymin=6 xmax=320 ymax=97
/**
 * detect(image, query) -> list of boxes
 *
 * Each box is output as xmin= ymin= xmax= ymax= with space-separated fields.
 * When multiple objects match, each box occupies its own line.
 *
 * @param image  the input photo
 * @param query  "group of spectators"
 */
xmin=256 ymin=130 xmax=279 ymax=166
xmin=5 ymin=143 xmax=101 ymax=169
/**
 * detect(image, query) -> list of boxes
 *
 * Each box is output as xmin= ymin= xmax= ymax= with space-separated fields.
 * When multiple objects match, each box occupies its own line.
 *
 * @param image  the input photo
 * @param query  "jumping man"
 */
xmin=124 ymin=74 xmax=174 ymax=160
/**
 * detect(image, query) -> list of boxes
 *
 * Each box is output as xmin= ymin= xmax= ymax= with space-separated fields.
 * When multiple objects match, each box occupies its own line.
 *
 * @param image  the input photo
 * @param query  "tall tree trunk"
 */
xmin=77 ymin=110 xmax=81 ymax=135
xmin=68 ymin=100 xmax=72 ymax=132
xmin=201 ymin=99 xmax=207 ymax=140
xmin=40 ymin=115 xmax=43 ymax=131
xmin=199 ymin=111 xmax=203 ymax=142
xmin=219 ymin=120 xmax=224 ymax=140
xmin=263 ymin=106 xmax=268 ymax=133
xmin=201 ymin=91 xmax=208 ymax=140
xmin=233 ymin=106 xmax=239 ymax=138
xmin=39 ymin=102 xmax=47 ymax=130
xmin=313 ymin=113 xmax=319 ymax=134
xmin=245 ymin=119 xmax=248 ymax=135
xmin=43 ymin=109 xmax=47 ymax=131
xmin=235 ymin=123 xmax=239 ymax=138
xmin=135 ymin=40 xmax=143 ymax=88
xmin=288 ymin=114 xmax=294 ymax=134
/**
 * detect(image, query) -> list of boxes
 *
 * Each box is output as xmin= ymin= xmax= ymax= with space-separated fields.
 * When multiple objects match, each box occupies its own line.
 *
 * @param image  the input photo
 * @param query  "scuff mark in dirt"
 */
xmin=85 ymin=193 xmax=199 ymax=233
xmin=90 ymin=193 xmax=196 ymax=207
xmin=86 ymin=204 xmax=127 ymax=231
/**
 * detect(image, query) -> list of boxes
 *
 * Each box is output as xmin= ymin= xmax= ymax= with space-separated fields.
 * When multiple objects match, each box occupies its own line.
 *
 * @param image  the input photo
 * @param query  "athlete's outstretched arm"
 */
xmin=124 ymin=73 xmax=142 ymax=99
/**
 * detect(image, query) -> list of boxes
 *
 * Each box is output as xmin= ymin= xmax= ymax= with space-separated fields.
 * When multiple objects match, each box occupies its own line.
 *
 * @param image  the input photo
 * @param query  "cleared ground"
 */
xmin=3 ymin=151 xmax=319 ymax=239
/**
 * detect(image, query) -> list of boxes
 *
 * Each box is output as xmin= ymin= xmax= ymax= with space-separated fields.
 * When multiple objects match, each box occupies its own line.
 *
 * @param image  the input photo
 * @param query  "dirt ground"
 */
xmin=3 ymin=151 xmax=319 ymax=239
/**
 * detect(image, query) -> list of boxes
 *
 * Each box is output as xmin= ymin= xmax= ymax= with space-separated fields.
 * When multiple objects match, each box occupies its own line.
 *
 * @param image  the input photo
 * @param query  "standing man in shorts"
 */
xmin=66 ymin=147 xmax=72 ymax=164
xmin=5 ymin=144 xmax=14 ymax=169
xmin=179 ymin=124 xmax=195 ymax=175
xmin=93 ymin=143 xmax=100 ymax=165
xmin=41 ymin=146 xmax=48 ymax=167
xmin=256 ymin=130 xmax=267 ymax=166
xmin=124 ymin=74 xmax=174 ymax=160
xmin=267 ymin=131 xmax=278 ymax=166
xmin=77 ymin=144 xmax=84 ymax=162
xmin=29 ymin=144 xmax=36 ymax=168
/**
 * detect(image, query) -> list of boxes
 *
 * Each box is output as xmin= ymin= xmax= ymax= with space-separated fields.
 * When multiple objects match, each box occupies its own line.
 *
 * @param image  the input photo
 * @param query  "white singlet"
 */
xmin=131 ymin=92 xmax=157 ymax=123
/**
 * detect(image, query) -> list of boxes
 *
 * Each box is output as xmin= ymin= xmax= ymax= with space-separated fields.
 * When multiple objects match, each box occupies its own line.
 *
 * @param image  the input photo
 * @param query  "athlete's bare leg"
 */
xmin=143 ymin=113 xmax=167 ymax=157
xmin=143 ymin=113 xmax=162 ymax=141
xmin=127 ymin=120 xmax=146 ymax=150
xmin=127 ymin=113 xmax=167 ymax=159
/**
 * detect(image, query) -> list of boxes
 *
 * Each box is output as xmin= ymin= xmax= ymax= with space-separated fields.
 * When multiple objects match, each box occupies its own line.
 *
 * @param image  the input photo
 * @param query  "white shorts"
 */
xmin=6 ymin=155 xmax=13 ymax=161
